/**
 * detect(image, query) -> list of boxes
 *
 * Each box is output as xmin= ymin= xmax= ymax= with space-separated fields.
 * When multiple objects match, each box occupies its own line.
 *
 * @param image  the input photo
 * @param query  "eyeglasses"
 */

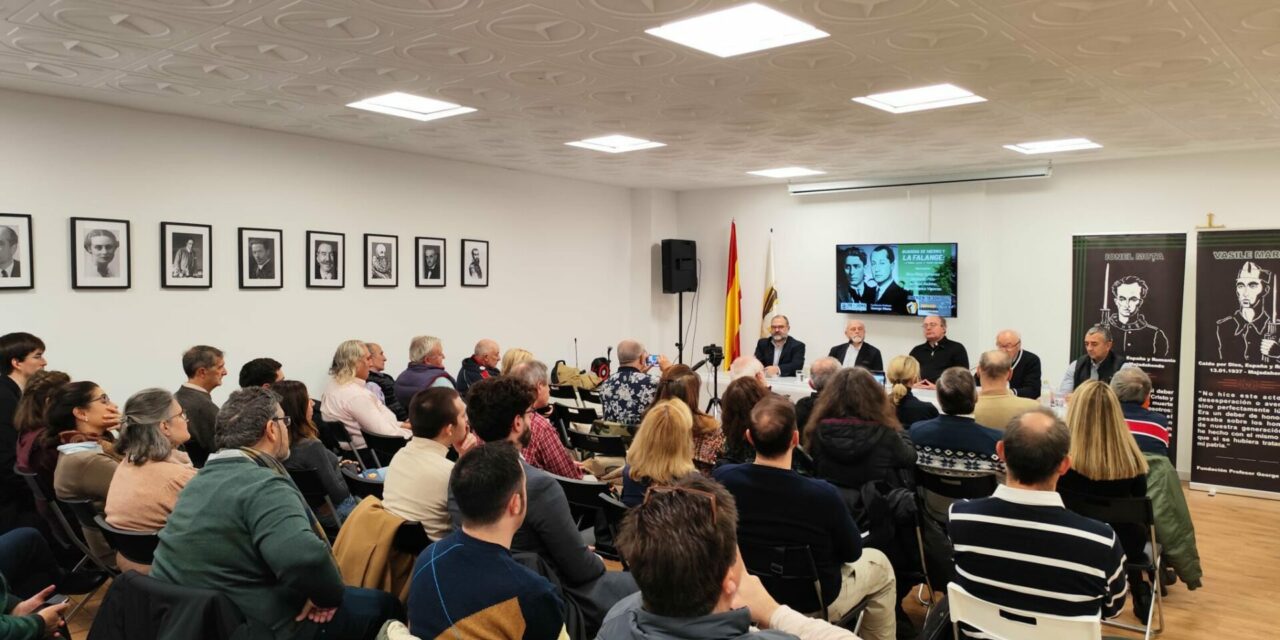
xmin=642 ymin=485 xmax=718 ymax=519
xmin=272 ymin=415 xmax=292 ymax=427
xmin=164 ymin=410 xmax=187 ymax=422
xmin=90 ymin=394 xmax=111 ymax=405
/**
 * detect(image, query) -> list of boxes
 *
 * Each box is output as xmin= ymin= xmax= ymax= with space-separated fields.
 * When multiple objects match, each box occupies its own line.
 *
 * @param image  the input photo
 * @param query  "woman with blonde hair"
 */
xmin=319 ymin=339 xmax=410 ymax=467
xmin=620 ymin=399 xmax=696 ymax=506
xmin=652 ymin=364 xmax=723 ymax=472
xmin=499 ymin=348 xmax=534 ymax=376
xmin=1059 ymin=379 xmax=1152 ymax=619
xmin=886 ymin=355 xmax=938 ymax=428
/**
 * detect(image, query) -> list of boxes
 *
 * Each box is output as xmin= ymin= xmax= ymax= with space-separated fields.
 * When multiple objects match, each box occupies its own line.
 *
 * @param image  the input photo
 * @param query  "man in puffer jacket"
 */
xmin=1145 ymin=454 xmax=1203 ymax=589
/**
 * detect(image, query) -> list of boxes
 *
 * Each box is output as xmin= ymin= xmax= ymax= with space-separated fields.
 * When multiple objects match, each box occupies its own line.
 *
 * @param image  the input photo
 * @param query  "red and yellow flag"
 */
xmin=724 ymin=221 xmax=741 ymax=370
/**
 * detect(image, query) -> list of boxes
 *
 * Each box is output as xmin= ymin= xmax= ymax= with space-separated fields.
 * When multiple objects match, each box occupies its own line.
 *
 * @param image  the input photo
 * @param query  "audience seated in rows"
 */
xmin=174 ymin=345 xmax=226 ymax=468
xmin=456 ymin=339 xmax=501 ymax=396
xmin=598 ymin=340 xmax=663 ymax=429
xmin=321 ymin=340 xmax=411 ymax=452
xmin=805 ymin=367 xmax=915 ymax=494
xmin=715 ymin=395 xmax=897 ymax=638
xmin=909 ymin=368 xmax=1003 ymax=476
xmin=364 ymin=342 xmax=406 ymax=422
xmin=653 ymin=365 xmax=723 ymax=472
xmin=1059 ymin=380 xmax=1153 ymax=620
xmin=13 ymin=371 xmax=68 ymax=481
xmin=508 ymin=360 xmax=583 ymax=479
xmin=239 ymin=357 xmax=283 ymax=388
xmin=886 ymin=355 xmax=938 ymax=428
xmin=1110 ymin=367 xmax=1171 ymax=458
xmin=274 ymin=380 xmax=358 ymax=530
xmin=794 ymin=356 xmax=839 ymax=432
xmin=151 ymin=387 xmax=401 ymax=640
xmin=727 ymin=356 xmax=766 ymax=385
xmin=908 ymin=315 xmax=969 ymax=386
xmin=452 ymin=377 xmax=637 ymax=637
xmin=45 ymin=381 xmax=122 ymax=566
xmin=408 ymin=441 xmax=565 ymax=639
xmin=948 ymin=409 xmax=1128 ymax=636
xmin=104 ymin=389 xmax=197 ymax=571
xmin=383 ymin=387 xmax=472 ymax=541
xmin=0 ymin=332 xmax=47 ymax=533
xmin=718 ymin=376 xmax=769 ymax=465
xmin=621 ymin=399 xmax=696 ymax=508
xmin=393 ymin=335 xmax=456 ymax=410
xmin=599 ymin=474 xmax=861 ymax=640
xmin=972 ymin=350 xmax=1040 ymax=431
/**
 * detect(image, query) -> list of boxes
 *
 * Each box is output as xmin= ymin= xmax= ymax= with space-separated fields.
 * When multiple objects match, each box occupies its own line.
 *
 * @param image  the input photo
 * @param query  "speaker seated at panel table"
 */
xmin=661 ymin=239 xmax=697 ymax=293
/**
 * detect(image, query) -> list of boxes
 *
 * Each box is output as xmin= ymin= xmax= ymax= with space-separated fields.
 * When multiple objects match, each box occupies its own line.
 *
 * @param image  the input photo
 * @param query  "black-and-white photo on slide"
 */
xmin=0 ymin=213 xmax=33 ymax=290
xmin=161 ymin=222 xmax=211 ymax=289
xmin=239 ymin=227 xmax=282 ymax=289
xmin=307 ymin=230 xmax=344 ymax=288
xmin=364 ymin=233 xmax=398 ymax=287
xmin=461 ymin=238 xmax=488 ymax=287
xmin=415 ymin=237 xmax=445 ymax=288
xmin=71 ymin=217 xmax=130 ymax=290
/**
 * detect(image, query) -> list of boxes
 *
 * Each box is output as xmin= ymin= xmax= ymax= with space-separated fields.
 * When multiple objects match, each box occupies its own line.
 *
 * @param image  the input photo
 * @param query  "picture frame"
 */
xmin=70 ymin=217 xmax=131 ymax=290
xmin=306 ymin=230 xmax=345 ymax=288
xmin=238 ymin=227 xmax=283 ymax=289
xmin=415 ymin=236 xmax=446 ymax=287
xmin=0 ymin=213 xmax=34 ymax=290
xmin=161 ymin=222 xmax=212 ymax=289
xmin=461 ymin=238 xmax=488 ymax=287
xmin=364 ymin=233 xmax=398 ymax=287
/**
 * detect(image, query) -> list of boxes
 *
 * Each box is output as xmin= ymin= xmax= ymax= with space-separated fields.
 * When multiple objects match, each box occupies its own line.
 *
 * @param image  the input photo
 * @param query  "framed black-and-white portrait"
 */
xmin=0 ymin=213 xmax=33 ymax=290
xmin=161 ymin=222 xmax=211 ymax=289
xmin=239 ymin=227 xmax=282 ymax=289
xmin=364 ymin=233 xmax=398 ymax=287
xmin=71 ymin=217 xmax=130 ymax=290
xmin=461 ymin=238 xmax=488 ymax=287
xmin=306 ymin=230 xmax=344 ymax=288
xmin=415 ymin=236 xmax=445 ymax=288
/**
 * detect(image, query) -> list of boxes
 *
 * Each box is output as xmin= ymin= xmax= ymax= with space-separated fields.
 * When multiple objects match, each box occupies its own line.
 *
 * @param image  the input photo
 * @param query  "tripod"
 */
xmin=706 ymin=355 xmax=724 ymax=415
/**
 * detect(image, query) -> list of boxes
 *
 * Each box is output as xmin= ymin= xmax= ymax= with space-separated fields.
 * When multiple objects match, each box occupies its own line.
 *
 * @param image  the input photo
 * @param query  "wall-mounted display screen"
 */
xmin=836 ymin=243 xmax=958 ymax=317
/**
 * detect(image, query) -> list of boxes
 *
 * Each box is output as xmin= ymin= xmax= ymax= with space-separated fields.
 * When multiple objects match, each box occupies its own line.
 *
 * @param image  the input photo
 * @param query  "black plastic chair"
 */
xmin=341 ymin=465 xmax=384 ymax=500
xmin=1060 ymin=491 xmax=1164 ymax=639
xmin=392 ymin=520 xmax=432 ymax=557
xmin=287 ymin=467 xmax=337 ymax=516
xmin=567 ymin=429 xmax=627 ymax=459
xmin=579 ymin=389 xmax=603 ymax=405
xmin=13 ymin=465 xmax=74 ymax=549
xmin=739 ymin=541 xmax=868 ymax=631
xmin=315 ymin=415 xmax=364 ymax=470
xmin=598 ymin=492 xmax=629 ymax=569
xmin=554 ymin=475 xmax=611 ymax=531
xmin=93 ymin=515 xmax=161 ymax=567
xmin=561 ymin=405 xmax=599 ymax=430
xmin=548 ymin=384 xmax=582 ymax=407
xmin=916 ymin=467 xmax=1000 ymax=525
xmin=362 ymin=431 xmax=408 ymax=467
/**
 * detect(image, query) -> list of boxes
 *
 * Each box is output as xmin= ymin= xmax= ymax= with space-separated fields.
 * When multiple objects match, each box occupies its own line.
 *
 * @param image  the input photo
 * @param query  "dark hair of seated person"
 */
xmin=803 ymin=367 xmax=900 ymax=447
xmin=720 ymin=377 xmax=769 ymax=456
xmin=451 ymin=441 xmax=524 ymax=526
xmin=271 ymin=379 xmax=318 ymax=444
xmin=935 ymin=367 xmax=977 ymax=415
xmin=1002 ymin=409 xmax=1070 ymax=485
xmin=238 ymin=357 xmax=282 ymax=388
xmin=466 ymin=377 xmax=535 ymax=443
xmin=0 ymin=332 xmax=44 ymax=376
xmin=748 ymin=394 xmax=797 ymax=459
xmin=409 ymin=387 xmax=462 ymax=439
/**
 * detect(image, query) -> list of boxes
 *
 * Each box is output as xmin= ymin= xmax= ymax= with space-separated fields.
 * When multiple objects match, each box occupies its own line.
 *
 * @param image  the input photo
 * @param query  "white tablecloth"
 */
xmin=700 ymin=372 xmax=941 ymax=408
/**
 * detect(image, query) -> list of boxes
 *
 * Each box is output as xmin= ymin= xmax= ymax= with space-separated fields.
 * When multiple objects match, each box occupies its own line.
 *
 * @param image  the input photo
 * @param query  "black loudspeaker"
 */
xmin=661 ymin=239 xmax=697 ymax=293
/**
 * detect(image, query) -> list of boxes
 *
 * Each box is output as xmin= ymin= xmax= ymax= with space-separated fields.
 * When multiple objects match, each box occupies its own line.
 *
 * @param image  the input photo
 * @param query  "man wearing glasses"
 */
xmin=994 ymin=329 xmax=1042 ymax=399
xmin=907 ymin=315 xmax=969 ymax=387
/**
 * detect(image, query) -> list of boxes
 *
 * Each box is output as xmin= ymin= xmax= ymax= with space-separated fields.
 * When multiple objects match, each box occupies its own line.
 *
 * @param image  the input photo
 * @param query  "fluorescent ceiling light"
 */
xmin=748 ymin=167 xmax=826 ymax=178
xmin=565 ymin=135 xmax=665 ymax=153
xmin=852 ymin=83 xmax=986 ymax=114
xmin=347 ymin=92 xmax=476 ymax=122
xmin=1003 ymin=138 xmax=1102 ymax=154
xmin=645 ymin=2 xmax=829 ymax=58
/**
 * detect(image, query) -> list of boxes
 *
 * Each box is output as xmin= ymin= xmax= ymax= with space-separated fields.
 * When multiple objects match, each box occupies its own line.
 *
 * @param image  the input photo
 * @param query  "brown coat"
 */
xmin=332 ymin=496 xmax=416 ymax=602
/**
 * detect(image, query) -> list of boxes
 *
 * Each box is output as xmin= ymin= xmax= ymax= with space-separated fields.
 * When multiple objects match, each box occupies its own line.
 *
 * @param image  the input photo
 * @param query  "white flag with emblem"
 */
xmin=761 ymin=232 xmax=778 ymax=338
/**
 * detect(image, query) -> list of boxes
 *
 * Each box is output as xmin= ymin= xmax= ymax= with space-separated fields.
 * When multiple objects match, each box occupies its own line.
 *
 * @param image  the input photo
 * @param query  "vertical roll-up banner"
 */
xmin=1071 ymin=234 xmax=1187 ymax=459
xmin=1192 ymin=230 xmax=1280 ymax=496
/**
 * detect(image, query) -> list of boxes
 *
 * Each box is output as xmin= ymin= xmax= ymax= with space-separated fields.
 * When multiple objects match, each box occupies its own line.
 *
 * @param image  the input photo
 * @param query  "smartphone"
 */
xmin=645 ymin=355 xmax=659 ymax=367
xmin=39 ymin=594 xmax=69 ymax=608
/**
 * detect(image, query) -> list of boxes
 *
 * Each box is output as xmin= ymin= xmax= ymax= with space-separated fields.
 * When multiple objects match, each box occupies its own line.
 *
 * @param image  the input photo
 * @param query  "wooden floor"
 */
xmin=66 ymin=485 xmax=1278 ymax=639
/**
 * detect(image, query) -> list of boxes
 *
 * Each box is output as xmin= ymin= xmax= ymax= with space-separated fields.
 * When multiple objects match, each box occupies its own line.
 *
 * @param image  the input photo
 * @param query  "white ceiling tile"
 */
xmin=10 ymin=0 xmax=217 ymax=48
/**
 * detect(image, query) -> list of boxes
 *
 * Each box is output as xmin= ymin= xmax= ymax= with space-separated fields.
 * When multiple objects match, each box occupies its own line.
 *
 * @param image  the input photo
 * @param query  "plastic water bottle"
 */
xmin=1040 ymin=380 xmax=1054 ymax=408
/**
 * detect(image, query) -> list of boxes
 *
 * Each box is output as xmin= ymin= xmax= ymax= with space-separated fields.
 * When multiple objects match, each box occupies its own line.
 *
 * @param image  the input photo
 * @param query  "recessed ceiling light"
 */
xmin=565 ymin=135 xmax=666 ymax=154
xmin=748 ymin=167 xmax=826 ymax=178
xmin=347 ymin=92 xmax=476 ymax=122
xmin=645 ymin=2 xmax=829 ymax=58
xmin=852 ymin=83 xmax=986 ymax=114
xmin=1003 ymin=138 xmax=1103 ymax=154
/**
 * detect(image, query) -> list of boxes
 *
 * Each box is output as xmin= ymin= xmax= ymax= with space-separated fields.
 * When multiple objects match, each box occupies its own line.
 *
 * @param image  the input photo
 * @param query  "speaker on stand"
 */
xmin=661 ymin=239 xmax=697 ymax=363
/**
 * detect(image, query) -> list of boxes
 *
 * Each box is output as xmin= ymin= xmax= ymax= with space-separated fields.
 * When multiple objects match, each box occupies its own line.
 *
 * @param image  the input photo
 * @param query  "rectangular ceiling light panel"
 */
xmin=566 ymin=135 xmax=666 ymax=153
xmin=852 ymin=83 xmax=986 ymax=114
xmin=646 ymin=3 xmax=829 ymax=58
xmin=348 ymin=92 xmax=476 ymax=122
xmin=1003 ymin=138 xmax=1102 ymax=154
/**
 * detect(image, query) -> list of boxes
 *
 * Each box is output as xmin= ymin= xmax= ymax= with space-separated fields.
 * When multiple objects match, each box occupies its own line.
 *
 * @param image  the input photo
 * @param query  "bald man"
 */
xmin=828 ymin=319 xmax=883 ymax=371
xmin=456 ymin=339 xmax=501 ymax=395
xmin=994 ymin=329 xmax=1042 ymax=399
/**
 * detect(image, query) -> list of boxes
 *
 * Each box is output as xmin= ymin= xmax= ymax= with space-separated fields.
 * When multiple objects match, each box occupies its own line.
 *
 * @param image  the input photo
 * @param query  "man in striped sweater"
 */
xmin=948 ymin=409 xmax=1128 ymax=632
xmin=1110 ymin=368 xmax=1172 ymax=458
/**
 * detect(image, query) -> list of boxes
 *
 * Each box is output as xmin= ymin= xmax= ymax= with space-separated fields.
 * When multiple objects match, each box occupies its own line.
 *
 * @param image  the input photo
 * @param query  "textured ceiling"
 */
xmin=2 ymin=0 xmax=1280 ymax=190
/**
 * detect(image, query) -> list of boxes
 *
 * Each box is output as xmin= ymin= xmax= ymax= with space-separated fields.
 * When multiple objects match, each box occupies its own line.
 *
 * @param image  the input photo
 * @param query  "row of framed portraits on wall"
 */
xmin=0 ymin=213 xmax=491 ymax=290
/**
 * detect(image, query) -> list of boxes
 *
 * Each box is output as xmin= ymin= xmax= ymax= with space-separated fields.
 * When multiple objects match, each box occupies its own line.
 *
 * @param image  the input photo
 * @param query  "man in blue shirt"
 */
xmin=910 ymin=368 xmax=1003 ymax=476
xmin=1110 ymin=368 xmax=1171 ymax=458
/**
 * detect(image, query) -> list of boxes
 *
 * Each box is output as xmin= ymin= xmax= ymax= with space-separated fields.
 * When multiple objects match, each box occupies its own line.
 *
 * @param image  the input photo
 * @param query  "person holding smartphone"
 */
xmin=598 ymin=340 xmax=670 ymax=430
xmin=1 ymin=582 xmax=69 ymax=639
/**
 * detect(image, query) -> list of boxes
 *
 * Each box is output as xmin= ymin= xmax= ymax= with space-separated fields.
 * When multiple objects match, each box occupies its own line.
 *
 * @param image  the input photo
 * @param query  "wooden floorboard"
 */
xmin=66 ymin=484 xmax=1276 ymax=639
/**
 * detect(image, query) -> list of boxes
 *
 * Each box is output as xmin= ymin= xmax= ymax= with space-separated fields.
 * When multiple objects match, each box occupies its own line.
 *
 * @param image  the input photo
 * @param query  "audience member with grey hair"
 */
xmin=151 ymin=384 xmax=402 ymax=639
xmin=909 ymin=367 xmax=1003 ymax=480
xmin=456 ymin=338 xmax=501 ymax=395
xmin=175 ymin=344 xmax=226 ymax=467
xmin=105 ymin=388 xmax=197 ymax=550
xmin=509 ymin=360 xmax=584 ymax=479
xmin=363 ymin=341 xmax=406 ymax=421
xmin=321 ymin=340 xmax=411 ymax=458
xmin=599 ymin=339 xmax=668 ymax=428
xmin=395 ymin=335 xmax=456 ymax=409
xmin=728 ymin=356 xmax=766 ymax=385
xmin=974 ymin=350 xmax=1040 ymax=431
xmin=1110 ymin=367 xmax=1171 ymax=457
xmin=994 ymin=329 xmax=1043 ymax=398
xmin=795 ymin=357 xmax=840 ymax=430
xmin=1060 ymin=323 xmax=1134 ymax=397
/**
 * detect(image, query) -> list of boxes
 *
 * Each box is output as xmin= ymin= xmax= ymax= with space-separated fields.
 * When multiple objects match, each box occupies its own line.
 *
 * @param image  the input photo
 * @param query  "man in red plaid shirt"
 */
xmin=508 ymin=360 xmax=585 ymax=479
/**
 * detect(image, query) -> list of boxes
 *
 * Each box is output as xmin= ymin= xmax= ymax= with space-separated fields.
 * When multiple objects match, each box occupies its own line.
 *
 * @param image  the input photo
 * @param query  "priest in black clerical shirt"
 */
xmin=908 ymin=315 xmax=969 ymax=385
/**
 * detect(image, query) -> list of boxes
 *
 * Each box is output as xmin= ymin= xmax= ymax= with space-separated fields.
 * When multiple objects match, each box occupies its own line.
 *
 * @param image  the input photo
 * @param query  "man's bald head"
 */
xmin=1000 ymin=409 xmax=1070 ymax=486
xmin=977 ymin=350 xmax=1013 ymax=389
xmin=474 ymin=339 xmax=501 ymax=368
xmin=617 ymin=340 xmax=644 ymax=366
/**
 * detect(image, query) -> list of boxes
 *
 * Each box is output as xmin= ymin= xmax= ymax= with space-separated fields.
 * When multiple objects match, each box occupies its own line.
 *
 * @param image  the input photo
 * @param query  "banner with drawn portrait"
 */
xmin=1192 ymin=230 xmax=1280 ymax=494
xmin=1071 ymin=233 xmax=1186 ymax=459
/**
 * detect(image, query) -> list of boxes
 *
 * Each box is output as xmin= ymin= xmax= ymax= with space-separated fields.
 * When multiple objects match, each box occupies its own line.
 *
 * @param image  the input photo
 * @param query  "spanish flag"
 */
xmin=724 ymin=221 xmax=741 ymax=370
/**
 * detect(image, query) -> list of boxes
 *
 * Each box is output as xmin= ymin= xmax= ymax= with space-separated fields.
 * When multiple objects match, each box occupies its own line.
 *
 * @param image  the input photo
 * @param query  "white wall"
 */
xmin=0 ymin=89 xmax=635 ymax=403
xmin=676 ymin=148 xmax=1280 ymax=474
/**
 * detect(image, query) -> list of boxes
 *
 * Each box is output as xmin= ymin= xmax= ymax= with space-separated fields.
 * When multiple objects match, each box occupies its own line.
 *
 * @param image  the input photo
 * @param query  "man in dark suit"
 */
xmin=868 ymin=245 xmax=911 ymax=314
xmin=421 ymin=246 xmax=441 ymax=280
xmin=837 ymin=246 xmax=871 ymax=311
xmin=908 ymin=314 xmax=969 ymax=385
xmin=828 ymin=319 xmax=884 ymax=371
xmin=248 ymin=238 xmax=275 ymax=279
xmin=754 ymin=315 xmax=806 ymax=377
xmin=314 ymin=240 xmax=338 ymax=280
xmin=0 ymin=226 xmax=19 ymax=279
xmin=995 ymin=329 xmax=1043 ymax=399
